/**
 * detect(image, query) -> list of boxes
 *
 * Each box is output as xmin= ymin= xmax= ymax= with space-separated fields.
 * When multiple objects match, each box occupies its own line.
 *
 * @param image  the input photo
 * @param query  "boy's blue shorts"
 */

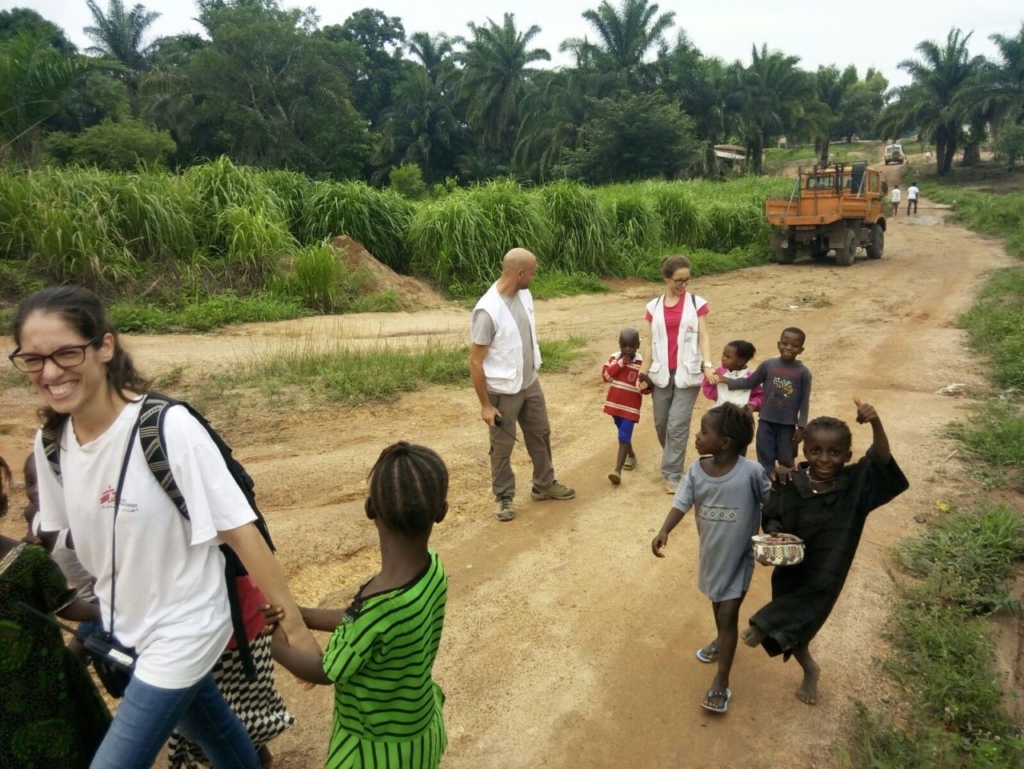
xmin=613 ymin=415 xmax=636 ymax=443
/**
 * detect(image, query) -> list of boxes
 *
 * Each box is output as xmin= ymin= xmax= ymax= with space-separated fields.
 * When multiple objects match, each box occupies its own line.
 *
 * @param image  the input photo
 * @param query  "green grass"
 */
xmin=0 ymin=160 xmax=793 ymax=331
xmin=897 ymin=504 xmax=1024 ymax=613
xmin=944 ymin=402 xmax=1024 ymax=489
xmin=844 ymin=503 xmax=1024 ymax=768
xmin=109 ymin=293 xmax=309 ymax=333
xmin=213 ymin=335 xmax=587 ymax=405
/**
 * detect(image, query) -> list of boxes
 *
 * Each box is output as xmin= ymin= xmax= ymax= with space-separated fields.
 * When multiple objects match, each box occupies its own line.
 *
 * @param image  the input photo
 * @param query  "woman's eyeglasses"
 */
xmin=671 ymin=276 xmax=691 ymax=286
xmin=8 ymin=339 xmax=96 ymax=373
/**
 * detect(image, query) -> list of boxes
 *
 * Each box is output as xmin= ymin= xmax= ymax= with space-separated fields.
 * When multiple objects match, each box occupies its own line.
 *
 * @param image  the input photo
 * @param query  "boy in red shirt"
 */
xmin=603 ymin=328 xmax=652 ymax=484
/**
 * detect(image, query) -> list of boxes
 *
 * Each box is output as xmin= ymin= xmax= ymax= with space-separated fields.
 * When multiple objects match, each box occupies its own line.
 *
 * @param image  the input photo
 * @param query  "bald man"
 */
xmin=469 ymin=249 xmax=575 ymax=521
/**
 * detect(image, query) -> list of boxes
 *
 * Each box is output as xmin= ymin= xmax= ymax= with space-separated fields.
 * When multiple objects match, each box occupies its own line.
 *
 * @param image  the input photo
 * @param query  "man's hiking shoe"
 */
xmin=496 ymin=497 xmax=515 ymax=522
xmin=622 ymin=455 xmax=637 ymax=471
xmin=531 ymin=480 xmax=576 ymax=501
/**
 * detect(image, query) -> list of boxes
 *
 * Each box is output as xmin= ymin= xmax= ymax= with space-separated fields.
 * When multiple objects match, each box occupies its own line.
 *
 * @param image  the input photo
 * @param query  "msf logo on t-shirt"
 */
xmin=99 ymin=486 xmax=116 ymax=509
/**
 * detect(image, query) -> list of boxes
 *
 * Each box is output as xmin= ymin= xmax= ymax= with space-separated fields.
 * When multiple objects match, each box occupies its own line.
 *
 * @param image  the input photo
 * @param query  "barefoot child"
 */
xmin=741 ymin=401 xmax=908 ymax=705
xmin=602 ymin=327 xmax=652 ymax=484
xmin=270 ymin=442 xmax=449 ymax=768
xmin=700 ymin=340 xmax=764 ymax=412
xmin=726 ymin=327 xmax=811 ymax=474
xmin=651 ymin=404 xmax=771 ymax=714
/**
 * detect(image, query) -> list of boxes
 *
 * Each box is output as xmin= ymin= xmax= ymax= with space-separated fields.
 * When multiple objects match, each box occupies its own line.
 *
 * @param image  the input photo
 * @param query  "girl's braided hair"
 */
xmin=708 ymin=403 xmax=754 ymax=454
xmin=0 ymin=455 xmax=10 ymax=518
xmin=366 ymin=442 xmax=448 ymax=536
xmin=804 ymin=416 xmax=852 ymax=449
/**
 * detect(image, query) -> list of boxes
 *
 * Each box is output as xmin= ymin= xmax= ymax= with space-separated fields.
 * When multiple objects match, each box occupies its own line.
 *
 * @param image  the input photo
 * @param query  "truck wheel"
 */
xmin=836 ymin=229 xmax=856 ymax=266
xmin=865 ymin=225 xmax=884 ymax=259
xmin=774 ymin=243 xmax=795 ymax=264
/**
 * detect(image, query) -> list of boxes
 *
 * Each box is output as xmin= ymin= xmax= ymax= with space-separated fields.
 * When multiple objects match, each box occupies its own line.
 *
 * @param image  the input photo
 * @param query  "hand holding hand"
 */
xmin=772 ymin=464 xmax=794 ymax=485
xmin=259 ymin=603 xmax=285 ymax=632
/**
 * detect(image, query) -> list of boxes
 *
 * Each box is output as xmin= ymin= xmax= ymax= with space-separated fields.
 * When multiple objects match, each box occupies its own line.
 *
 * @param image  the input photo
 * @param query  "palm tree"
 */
xmin=880 ymin=28 xmax=983 ymax=176
xmin=514 ymin=69 xmax=592 ymax=180
xmin=728 ymin=44 xmax=816 ymax=174
xmin=562 ymin=0 xmax=674 ymax=88
xmin=0 ymin=31 xmax=102 ymax=165
xmin=377 ymin=66 xmax=466 ymax=183
xmin=84 ymin=0 xmax=160 ymax=106
xmin=814 ymin=65 xmax=858 ymax=165
xmin=407 ymin=31 xmax=454 ymax=86
xmin=454 ymin=13 xmax=550 ymax=161
xmin=983 ymin=25 xmax=1024 ymax=135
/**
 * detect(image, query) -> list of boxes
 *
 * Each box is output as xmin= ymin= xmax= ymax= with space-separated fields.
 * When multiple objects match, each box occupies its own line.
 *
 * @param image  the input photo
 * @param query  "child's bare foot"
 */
xmin=796 ymin=659 xmax=820 ymax=705
xmin=741 ymin=624 xmax=764 ymax=647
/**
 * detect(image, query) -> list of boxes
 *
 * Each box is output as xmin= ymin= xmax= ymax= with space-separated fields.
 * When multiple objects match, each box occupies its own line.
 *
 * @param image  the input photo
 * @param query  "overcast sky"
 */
xmin=6 ymin=0 xmax=1022 ymax=88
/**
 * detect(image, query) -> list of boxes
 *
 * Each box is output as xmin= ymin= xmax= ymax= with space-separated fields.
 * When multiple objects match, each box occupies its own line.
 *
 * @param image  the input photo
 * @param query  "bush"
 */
xmin=61 ymin=119 xmax=176 ymax=170
xmin=994 ymin=124 xmax=1024 ymax=170
xmin=389 ymin=163 xmax=427 ymax=199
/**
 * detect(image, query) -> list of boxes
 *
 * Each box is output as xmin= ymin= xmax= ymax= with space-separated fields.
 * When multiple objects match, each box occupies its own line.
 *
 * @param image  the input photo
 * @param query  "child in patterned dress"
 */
xmin=652 ymin=403 xmax=772 ymax=714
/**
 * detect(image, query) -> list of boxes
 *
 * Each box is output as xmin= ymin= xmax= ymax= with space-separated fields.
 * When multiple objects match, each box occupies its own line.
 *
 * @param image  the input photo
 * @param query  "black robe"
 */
xmin=750 ymin=447 xmax=909 ymax=658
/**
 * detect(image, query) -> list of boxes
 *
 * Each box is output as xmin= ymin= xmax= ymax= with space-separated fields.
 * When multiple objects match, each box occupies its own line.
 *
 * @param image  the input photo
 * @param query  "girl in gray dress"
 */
xmin=652 ymin=403 xmax=771 ymax=714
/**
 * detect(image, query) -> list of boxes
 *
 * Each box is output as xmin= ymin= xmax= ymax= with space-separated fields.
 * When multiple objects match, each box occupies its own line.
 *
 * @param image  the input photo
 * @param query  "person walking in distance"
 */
xmin=906 ymin=182 xmax=919 ymax=215
xmin=889 ymin=184 xmax=901 ymax=217
xmin=470 ymin=249 xmax=575 ymax=521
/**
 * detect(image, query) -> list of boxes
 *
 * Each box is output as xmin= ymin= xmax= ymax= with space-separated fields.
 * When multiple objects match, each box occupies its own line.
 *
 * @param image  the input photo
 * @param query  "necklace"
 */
xmin=805 ymin=468 xmax=836 ymax=494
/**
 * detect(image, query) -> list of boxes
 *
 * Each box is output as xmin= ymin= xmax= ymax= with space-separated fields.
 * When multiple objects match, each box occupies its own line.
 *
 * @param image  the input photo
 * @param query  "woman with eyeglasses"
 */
xmin=9 ymin=286 xmax=318 ymax=769
xmin=638 ymin=256 xmax=719 ymax=494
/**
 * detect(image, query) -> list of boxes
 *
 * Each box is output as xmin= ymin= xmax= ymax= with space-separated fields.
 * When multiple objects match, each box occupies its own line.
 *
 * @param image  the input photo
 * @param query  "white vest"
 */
xmin=473 ymin=283 xmax=542 ymax=394
xmin=646 ymin=293 xmax=704 ymax=388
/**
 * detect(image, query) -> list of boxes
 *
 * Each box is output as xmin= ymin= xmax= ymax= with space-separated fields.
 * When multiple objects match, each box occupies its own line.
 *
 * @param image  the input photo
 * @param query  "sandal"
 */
xmin=695 ymin=641 xmax=718 ymax=664
xmin=622 ymin=454 xmax=637 ymax=471
xmin=701 ymin=688 xmax=732 ymax=714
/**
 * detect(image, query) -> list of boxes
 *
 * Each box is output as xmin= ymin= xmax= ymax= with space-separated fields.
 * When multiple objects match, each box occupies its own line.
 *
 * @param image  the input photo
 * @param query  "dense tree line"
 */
xmin=1 ymin=0 xmax=1022 ymax=182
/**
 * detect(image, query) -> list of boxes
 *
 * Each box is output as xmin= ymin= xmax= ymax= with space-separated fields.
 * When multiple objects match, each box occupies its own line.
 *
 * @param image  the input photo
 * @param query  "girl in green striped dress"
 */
xmin=270 ymin=442 xmax=449 ymax=769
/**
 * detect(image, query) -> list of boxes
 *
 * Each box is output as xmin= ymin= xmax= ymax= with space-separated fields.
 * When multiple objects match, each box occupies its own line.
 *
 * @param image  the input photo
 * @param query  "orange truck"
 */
xmin=765 ymin=161 xmax=887 ymax=266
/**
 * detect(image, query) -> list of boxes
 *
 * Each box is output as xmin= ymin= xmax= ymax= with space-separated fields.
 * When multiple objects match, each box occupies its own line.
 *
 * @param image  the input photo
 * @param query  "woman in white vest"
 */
xmin=639 ymin=256 xmax=718 ymax=493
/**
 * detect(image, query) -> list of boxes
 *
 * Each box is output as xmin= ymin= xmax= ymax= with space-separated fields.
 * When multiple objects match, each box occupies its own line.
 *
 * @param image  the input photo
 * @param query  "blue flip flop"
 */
xmin=695 ymin=642 xmax=718 ymax=663
xmin=701 ymin=688 xmax=732 ymax=714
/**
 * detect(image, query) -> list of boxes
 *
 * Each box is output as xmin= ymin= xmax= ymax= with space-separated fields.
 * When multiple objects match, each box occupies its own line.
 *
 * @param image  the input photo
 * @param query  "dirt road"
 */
xmin=0 ymin=178 xmax=1012 ymax=768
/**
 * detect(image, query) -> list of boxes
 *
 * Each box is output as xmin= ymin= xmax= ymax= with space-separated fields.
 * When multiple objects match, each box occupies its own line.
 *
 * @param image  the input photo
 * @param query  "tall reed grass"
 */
xmin=1 ymin=159 xmax=789 ymax=323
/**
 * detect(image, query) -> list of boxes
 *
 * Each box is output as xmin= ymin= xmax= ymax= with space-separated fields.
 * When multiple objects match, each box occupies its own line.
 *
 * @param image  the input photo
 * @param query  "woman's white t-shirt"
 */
xmin=36 ymin=400 xmax=257 ymax=689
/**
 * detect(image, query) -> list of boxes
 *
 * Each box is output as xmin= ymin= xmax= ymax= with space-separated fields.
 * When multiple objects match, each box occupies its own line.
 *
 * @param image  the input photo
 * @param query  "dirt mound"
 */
xmin=330 ymin=235 xmax=448 ymax=310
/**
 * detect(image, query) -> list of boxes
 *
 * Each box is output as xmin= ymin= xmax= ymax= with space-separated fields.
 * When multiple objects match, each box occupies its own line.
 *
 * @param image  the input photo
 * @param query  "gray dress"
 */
xmin=672 ymin=457 xmax=772 ymax=601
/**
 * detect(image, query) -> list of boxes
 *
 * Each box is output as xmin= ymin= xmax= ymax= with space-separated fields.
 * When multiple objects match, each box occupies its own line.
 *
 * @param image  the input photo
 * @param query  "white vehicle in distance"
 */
xmin=884 ymin=144 xmax=905 ymax=165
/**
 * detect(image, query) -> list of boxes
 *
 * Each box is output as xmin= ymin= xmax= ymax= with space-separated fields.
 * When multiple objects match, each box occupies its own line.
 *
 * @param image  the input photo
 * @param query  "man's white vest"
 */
xmin=473 ymin=283 xmax=542 ymax=394
xmin=646 ymin=293 xmax=704 ymax=388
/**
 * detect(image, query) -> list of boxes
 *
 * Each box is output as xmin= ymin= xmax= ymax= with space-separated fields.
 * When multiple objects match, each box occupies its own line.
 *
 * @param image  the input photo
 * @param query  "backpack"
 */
xmin=40 ymin=392 xmax=275 ymax=682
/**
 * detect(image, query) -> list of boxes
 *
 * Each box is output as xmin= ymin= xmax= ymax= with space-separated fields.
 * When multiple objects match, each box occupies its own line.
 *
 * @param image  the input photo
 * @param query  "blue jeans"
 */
xmin=90 ymin=673 xmax=259 ymax=769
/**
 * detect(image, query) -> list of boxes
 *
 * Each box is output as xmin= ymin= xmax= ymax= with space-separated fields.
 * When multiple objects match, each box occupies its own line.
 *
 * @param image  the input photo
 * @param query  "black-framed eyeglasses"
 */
xmin=8 ymin=339 xmax=97 ymax=373
xmin=671 ymin=276 xmax=691 ymax=286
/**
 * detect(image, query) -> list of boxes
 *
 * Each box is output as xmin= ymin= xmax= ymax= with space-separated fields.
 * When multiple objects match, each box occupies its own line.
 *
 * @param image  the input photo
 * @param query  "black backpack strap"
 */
xmin=140 ymin=391 xmax=260 ymax=681
xmin=138 ymin=393 xmax=190 ymax=520
xmin=40 ymin=426 xmax=63 ymax=483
